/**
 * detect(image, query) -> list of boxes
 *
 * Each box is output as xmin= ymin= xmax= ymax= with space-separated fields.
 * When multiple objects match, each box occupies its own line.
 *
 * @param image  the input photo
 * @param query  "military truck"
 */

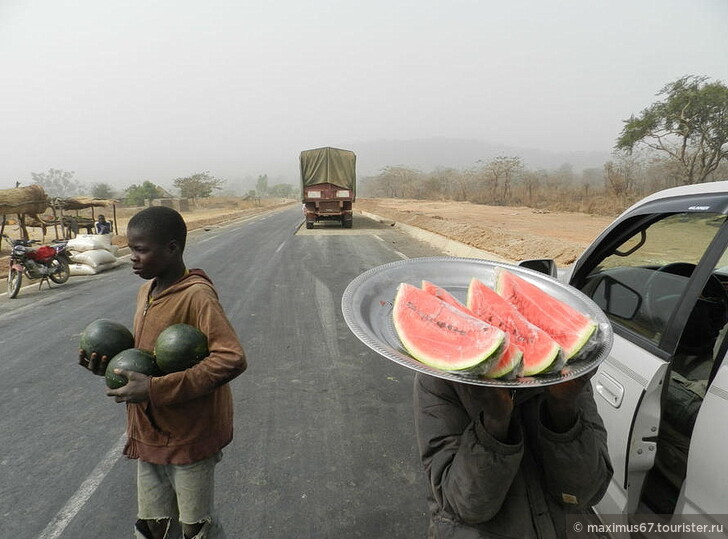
xmin=300 ymin=146 xmax=356 ymax=229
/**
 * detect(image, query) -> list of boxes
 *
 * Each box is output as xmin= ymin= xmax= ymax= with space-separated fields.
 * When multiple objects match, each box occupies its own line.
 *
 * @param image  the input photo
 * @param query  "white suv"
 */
xmin=522 ymin=181 xmax=728 ymax=527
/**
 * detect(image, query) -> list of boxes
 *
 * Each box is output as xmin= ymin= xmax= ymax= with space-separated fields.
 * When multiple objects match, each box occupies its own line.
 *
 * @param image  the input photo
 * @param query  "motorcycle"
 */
xmin=2 ymin=234 xmax=71 ymax=298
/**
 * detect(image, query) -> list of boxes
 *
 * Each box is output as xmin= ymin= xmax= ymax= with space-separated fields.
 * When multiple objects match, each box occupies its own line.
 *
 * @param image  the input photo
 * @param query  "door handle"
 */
xmin=595 ymin=372 xmax=624 ymax=408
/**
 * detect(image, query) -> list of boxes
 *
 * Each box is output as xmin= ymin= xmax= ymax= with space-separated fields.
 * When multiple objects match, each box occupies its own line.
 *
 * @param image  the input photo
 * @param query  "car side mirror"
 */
xmin=591 ymin=276 xmax=641 ymax=320
xmin=518 ymin=258 xmax=557 ymax=278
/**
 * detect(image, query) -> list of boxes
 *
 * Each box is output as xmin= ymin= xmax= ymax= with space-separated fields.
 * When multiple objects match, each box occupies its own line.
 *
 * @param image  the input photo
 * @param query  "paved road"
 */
xmin=0 ymin=207 xmax=447 ymax=539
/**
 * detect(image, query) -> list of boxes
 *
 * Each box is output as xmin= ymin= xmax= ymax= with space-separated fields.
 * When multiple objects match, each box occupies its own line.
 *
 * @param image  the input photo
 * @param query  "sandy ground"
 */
xmin=356 ymin=198 xmax=617 ymax=266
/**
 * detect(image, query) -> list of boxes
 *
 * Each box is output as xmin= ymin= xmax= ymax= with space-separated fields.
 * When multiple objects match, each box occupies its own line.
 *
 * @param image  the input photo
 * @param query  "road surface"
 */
xmin=0 ymin=207 xmax=447 ymax=539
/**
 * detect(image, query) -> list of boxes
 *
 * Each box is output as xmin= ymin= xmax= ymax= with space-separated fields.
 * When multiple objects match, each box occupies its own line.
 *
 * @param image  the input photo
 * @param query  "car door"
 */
xmin=672 ymin=242 xmax=728 ymax=524
xmin=568 ymin=209 xmax=728 ymax=517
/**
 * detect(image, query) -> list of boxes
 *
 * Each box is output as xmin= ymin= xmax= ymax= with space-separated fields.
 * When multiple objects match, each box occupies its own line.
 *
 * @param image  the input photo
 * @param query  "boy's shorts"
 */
xmin=137 ymin=452 xmax=223 ymax=531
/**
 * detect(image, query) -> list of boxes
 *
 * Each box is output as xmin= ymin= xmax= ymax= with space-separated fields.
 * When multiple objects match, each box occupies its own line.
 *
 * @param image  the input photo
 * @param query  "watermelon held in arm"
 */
xmin=105 ymin=349 xmax=159 ymax=389
xmin=495 ymin=268 xmax=597 ymax=361
xmin=80 ymin=319 xmax=134 ymax=360
xmin=421 ymin=280 xmax=522 ymax=378
xmin=467 ymin=278 xmax=560 ymax=376
xmin=153 ymin=323 xmax=209 ymax=374
xmin=393 ymin=283 xmax=506 ymax=374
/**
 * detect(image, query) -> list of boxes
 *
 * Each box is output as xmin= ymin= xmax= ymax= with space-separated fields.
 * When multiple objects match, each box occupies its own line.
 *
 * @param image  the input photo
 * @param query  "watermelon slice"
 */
xmin=496 ymin=269 xmax=597 ymax=361
xmin=421 ymin=280 xmax=470 ymax=313
xmin=467 ymin=278 xmax=560 ymax=376
xmin=393 ymin=283 xmax=506 ymax=374
xmin=421 ymin=280 xmax=522 ymax=378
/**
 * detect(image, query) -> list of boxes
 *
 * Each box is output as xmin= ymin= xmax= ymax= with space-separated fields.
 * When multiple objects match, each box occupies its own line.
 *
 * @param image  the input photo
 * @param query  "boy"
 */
xmin=95 ymin=214 xmax=112 ymax=234
xmin=81 ymin=206 xmax=246 ymax=538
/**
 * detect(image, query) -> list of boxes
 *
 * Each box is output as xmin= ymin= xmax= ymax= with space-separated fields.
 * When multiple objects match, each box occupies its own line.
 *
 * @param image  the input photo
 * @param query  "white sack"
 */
xmin=69 ymin=261 xmax=117 ymax=276
xmin=67 ymin=234 xmax=112 ymax=252
xmin=70 ymin=248 xmax=117 ymax=268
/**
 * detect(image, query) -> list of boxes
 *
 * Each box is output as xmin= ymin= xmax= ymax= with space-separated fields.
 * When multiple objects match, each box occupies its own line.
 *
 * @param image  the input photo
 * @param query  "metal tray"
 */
xmin=341 ymin=257 xmax=613 ymax=387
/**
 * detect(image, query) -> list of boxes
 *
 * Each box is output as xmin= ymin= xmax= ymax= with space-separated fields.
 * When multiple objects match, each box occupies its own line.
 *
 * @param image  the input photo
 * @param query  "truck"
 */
xmin=300 ymin=146 xmax=356 ymax=229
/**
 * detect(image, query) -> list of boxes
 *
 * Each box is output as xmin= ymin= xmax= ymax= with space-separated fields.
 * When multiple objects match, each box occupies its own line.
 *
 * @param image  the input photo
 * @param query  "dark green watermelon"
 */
xmin=80 ymin=319 xmax=134 ymax=360
xmin=153 ymin=323 xmax=209 ymax=373
xmin=105 ymin=349 xmax=159 ymax=389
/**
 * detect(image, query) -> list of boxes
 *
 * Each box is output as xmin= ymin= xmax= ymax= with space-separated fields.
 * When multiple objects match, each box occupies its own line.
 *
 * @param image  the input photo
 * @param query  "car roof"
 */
xmin=618 ymin=180 xmax=728 ymax=219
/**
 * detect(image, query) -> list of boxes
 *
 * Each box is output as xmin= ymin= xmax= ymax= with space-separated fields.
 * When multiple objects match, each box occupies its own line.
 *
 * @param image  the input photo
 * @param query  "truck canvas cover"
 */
xmin=300 ymin=147 xmax=356 ymax=192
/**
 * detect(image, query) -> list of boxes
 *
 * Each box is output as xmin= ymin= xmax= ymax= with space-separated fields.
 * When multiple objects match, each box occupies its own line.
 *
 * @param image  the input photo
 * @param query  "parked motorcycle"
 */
xmin=2 ymin=234 xmax=71 ymax=298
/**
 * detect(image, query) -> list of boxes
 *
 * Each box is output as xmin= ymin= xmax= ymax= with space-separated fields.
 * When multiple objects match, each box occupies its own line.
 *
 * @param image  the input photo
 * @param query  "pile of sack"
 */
xmin=66 ymin=234 xmax=120 ymax=276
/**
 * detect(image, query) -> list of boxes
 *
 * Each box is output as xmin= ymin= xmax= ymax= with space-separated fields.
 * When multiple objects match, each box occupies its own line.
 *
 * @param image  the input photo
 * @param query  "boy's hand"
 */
xmin=106 ymin=370 xmax=150 ymax=403
xmin=78 ymin=349 xmax=109 ymax=376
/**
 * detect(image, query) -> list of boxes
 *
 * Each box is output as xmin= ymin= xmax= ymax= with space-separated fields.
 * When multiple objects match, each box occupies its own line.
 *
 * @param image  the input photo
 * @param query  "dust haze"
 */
xmin=1 ymin=0 xmax=727 ymax=192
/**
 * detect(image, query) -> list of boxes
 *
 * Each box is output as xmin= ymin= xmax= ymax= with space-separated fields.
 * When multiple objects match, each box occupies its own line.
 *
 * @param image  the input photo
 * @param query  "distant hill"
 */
xmin=344 ymin=137 xmax=612 ymax=177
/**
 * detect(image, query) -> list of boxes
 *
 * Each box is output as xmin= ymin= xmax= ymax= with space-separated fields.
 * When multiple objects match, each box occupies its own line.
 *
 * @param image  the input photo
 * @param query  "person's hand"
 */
xmin=462 ymin=385 xmax=514 ymax=442
xmin=106 ymin=370 xmax=151 ymax=404
xmin=544 ymin=370 xmax=596 ymax=432
xmin=78 ymin=349 xmax=109 ymax=376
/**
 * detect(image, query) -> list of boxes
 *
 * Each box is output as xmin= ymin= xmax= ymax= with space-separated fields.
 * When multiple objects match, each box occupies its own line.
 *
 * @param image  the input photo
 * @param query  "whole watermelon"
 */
xmin=105 ymin=349 xmax=159 ymax=389
xmin=154 ymin=323 xmax=209 ymax=373
xmin=80 ymin=319 xmax=134 ymax=360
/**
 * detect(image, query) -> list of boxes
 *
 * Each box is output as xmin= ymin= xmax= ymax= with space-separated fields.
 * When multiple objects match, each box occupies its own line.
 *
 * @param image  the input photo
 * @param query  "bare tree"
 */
xmin=604 ymin=150 xmax=642 ymax=198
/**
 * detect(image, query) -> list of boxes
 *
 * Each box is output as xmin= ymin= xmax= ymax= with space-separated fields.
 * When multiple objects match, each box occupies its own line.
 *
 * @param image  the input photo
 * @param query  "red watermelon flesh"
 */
xmin=496 ymin=269 xmax=597 ymax=361
xmin=422 ymin=280 xmax=522 ymax=378
xmin=393 ymin=283 xmax=506 ymax=374
xmin=421 ymin=280 xmax=470 ymax=313
xmin=467 ymin=278 xmax=560 ymax=376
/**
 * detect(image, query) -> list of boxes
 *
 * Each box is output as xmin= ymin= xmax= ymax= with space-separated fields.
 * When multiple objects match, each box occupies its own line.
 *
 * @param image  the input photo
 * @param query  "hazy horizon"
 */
xmin=1 ymin=0 xmax=727 ymax=191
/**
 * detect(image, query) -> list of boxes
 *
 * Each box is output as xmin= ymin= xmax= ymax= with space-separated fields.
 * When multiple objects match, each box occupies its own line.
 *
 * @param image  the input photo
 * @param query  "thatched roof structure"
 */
xmin=55 ymin=197 xmax=118 ymax=210
xmin=0 ymin=185 xmax=49 ymax=215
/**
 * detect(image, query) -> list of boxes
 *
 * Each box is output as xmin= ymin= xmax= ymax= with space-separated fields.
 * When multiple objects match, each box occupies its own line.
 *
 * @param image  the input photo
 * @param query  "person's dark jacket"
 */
xmin=414 ymin=372 xmax=613 ymax=538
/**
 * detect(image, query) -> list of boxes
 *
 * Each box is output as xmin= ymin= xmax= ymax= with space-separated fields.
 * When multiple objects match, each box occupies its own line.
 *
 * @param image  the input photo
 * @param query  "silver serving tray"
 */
xmin=341 ymin=257 xmax=613 ymax=387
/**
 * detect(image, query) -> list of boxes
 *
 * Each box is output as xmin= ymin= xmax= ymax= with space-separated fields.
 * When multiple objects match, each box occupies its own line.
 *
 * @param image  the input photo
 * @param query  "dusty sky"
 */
xmin=1 ymin=0 xmax=727 ymax=190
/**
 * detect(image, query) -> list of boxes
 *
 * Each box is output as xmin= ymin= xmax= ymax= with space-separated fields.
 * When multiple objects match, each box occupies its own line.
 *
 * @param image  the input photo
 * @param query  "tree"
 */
xmin=31 ymin=168 xmax=84 ymax=198
xmin=255 ymin=174 xmax=269 ymax=196
xmin=268 ymin=183 xmax=295 ymax=198
xmin=91 ymin=182 xmax=116 ymax=199
xmin=173 ymin=172 xmax=225 ymax=202
xmin=616 ymin=75 xmax=728 ymax=185
xmin=124 ymin=181 xmax=164 ymax=206
xmin=604 ymin=150 xmax=642 ymax=198
xmin=477 ymin=156 xmax=523 ymax=204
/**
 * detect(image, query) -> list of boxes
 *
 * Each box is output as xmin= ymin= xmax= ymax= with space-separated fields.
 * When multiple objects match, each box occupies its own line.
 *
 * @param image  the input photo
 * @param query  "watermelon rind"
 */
xmin=484 ymin=338 xmax=523 ymax=379
xmin=393 ymin=283 xmax=506 ymax=374
xmin=467 ymin=278 xmax=561 ymax=377
xmin=495 ymin=268 xmax=597 ymax=361
xmin=80 ymin=319 xmax=134 ymax=360
xmin=105 ymin=348 xmax=159 ymax=389
xmin=153 ymin=323 xmax=209 ymax=374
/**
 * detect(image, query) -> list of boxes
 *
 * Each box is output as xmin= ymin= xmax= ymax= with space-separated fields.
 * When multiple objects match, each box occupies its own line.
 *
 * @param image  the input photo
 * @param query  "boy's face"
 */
xmin=127 ymin=227 xmax=178 ymax=280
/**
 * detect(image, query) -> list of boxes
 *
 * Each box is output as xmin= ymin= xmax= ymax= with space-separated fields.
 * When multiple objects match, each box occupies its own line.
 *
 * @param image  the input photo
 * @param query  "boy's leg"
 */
xmin=168 ymin=452 xmax=223 ymax=539
xmin=136 ymin=460 xmax=177 ymax=538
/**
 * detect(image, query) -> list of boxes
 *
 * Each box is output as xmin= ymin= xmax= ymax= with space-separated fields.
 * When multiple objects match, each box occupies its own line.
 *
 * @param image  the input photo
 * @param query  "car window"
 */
xmin=580 ymin=212 xmax=726 ymax=345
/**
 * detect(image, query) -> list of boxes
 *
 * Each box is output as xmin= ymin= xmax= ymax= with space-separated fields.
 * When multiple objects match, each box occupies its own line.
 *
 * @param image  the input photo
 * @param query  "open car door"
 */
xmin=566 ymin=208 xmax=728 ymax=518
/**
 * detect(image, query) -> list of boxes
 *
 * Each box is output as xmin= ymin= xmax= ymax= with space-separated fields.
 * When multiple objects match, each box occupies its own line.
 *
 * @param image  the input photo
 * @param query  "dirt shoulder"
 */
xmin=0 ymin=200 xmax=295 ymax=280
xmin=355 ymin=198 xmax=617 ymax=266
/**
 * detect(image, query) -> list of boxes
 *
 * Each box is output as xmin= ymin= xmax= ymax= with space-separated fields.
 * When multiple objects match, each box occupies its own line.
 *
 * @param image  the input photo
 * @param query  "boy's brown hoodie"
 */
xmin=123 ymin=269 xmax=246 ymax=465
